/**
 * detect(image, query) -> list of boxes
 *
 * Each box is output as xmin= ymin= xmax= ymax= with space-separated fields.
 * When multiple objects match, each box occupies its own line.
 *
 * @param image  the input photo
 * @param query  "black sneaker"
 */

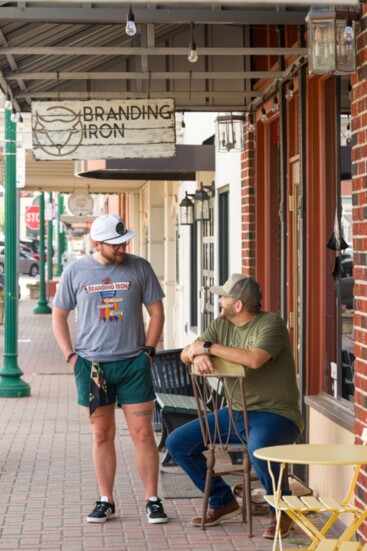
xmin=146 ymin=498 xmax=168 ymax=524
xmin=87 ymin=501 xmax=117 ymax=523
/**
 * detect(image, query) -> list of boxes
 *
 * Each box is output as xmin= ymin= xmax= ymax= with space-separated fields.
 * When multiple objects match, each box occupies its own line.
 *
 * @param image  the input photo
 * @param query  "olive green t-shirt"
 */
xmin=199 ymin=311 xmax=304 ymax=432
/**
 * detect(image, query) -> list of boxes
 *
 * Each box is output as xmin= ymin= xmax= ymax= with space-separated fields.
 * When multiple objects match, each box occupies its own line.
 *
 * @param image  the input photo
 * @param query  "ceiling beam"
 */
xmin=0 ymin=7 xmax=308 ymax=25
xmin=0 ymin=47 xmax=308 ymax=56
xmin=7 ymin=70 xmax=284 ymax=80
xmin=16 ymin=90 xmax=263 ymax=99
xmin=6 ymin=0 xmax=359 ymax=5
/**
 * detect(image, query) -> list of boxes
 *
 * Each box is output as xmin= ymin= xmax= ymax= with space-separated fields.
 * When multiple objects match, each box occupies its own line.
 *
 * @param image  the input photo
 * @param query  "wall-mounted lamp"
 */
xmin=215 ymin=112 xmax=245 ymax=152
xmin=179 ymin=182 xmax=215 ymax=225
xmin=125 ymin=4 xmax=137 ymax=37
xmin=179 ymin=192 xmax=195 ymax=225
xmin=306 ymin=7 xmax=356 ymax=74
xmin=188 ymin=23 xmax=198 ymax=63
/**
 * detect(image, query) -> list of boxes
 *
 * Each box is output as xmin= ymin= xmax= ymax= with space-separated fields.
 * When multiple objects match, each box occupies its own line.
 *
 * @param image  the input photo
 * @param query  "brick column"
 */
xmin=351 ymin=4 xmax=367 ymax=535
xmin=241 ymin=119 xmax=256 ymax=276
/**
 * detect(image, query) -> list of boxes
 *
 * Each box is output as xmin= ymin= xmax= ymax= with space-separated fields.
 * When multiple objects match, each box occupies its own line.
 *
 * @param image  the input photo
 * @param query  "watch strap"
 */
xmin=203 ymin=341 xmax=212 ymax=354
xmin=143 ymin=346 xmax=156 ymax=358
xmin=66 ymin=351 xmax=77 ymax=363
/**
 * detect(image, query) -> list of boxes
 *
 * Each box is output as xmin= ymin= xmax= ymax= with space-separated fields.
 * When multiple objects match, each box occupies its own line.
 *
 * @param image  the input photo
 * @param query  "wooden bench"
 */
xmin=151 ymin=349 xmax=199 ymax=466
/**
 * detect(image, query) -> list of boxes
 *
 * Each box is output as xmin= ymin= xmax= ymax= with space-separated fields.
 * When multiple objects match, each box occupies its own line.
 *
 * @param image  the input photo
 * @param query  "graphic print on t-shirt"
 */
xmin=84 ymin=277 xmax=131 ymax=323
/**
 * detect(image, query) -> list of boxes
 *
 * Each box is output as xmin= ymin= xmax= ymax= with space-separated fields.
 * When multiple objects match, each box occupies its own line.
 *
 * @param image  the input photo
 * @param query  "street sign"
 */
xmin=25 ymin=205 xmax=40 ymax=230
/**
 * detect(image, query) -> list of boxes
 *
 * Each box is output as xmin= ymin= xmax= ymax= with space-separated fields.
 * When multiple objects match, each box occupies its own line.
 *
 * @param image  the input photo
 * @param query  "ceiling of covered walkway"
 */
xmin=0 ymin=0 xmax=359 ymax=192
xmin=0 ymin=0 xmax=322 ymax=113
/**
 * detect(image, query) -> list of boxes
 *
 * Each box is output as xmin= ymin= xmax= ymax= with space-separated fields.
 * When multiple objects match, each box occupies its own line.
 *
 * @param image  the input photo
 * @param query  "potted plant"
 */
xmin=26 ymin=282 xmax=40 ymax=300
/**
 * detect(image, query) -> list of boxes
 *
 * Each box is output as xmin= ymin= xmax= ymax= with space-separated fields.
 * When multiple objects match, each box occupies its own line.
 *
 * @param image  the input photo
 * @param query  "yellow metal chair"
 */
xmin=190 ymin=358 xmax=253 ymax=536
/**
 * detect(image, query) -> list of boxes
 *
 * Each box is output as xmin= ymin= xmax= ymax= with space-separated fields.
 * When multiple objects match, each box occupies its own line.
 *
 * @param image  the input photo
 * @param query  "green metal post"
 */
xmin=47 ymin=192 xmax=53 ymax=283
xmin=55 ymin=193 xmax=64 ymax=276
xmin=34 ymin=192 xmax=52 ymax=314
xmin=0 ymin=106 xmax=30 ymax=397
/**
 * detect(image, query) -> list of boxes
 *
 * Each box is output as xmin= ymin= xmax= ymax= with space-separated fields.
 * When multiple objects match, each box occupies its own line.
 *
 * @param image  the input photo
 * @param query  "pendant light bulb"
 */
xmin=4 ymin=92 xmax=12 ymax=110
xmin=248 ymin=113 xmax=255 ymax=133
xmin=272 ymin=95 xmax=279 ymax=113
xmin=261 ymin=106 xmax=267 ymax=123
xmin=285 ymin=81 xmax=294 ymax=101
xmin=188 ymin=40 xmax=198 ymax=63
xmin=344 ymin=15 xmax=354 ymax=43
xmin=10 ymin=106 xmax=17 ymax=123
xmin=125 ymin=6 xmax=136 ymax=37
xmin=17 ymin=113 xmax=24 ymax=131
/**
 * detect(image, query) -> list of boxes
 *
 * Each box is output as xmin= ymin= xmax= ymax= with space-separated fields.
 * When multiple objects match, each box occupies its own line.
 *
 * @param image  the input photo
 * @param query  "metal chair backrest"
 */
xmin=190 ymin=357 xmax=249 ymax=452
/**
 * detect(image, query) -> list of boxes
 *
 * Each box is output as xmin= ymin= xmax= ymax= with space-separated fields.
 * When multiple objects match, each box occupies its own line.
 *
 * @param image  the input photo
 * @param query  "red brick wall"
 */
xmin=241 ymin=120 xmax=256 ymax=276
xmin=352 ymin=3 xmax=367 ymax=536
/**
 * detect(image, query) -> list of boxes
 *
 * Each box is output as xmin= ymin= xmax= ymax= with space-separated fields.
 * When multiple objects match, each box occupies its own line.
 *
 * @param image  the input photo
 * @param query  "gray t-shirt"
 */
xmin=53 ymin=254 xmax=165 ymax=361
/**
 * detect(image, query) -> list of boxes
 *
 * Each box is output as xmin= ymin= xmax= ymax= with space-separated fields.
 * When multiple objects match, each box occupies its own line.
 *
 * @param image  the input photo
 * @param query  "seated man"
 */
xmin=166 ymin=274 xmax=304 ymax=538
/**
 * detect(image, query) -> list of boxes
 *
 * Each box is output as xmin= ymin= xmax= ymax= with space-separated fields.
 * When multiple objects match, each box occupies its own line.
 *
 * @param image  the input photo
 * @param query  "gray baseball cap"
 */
xmin=210 ymin=273 xmax=262 ymax=308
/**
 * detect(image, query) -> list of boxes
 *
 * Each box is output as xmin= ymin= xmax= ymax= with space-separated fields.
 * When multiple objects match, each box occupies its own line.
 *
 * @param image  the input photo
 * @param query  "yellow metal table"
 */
xmin=254 ymin=444 xmax=367 ymax=551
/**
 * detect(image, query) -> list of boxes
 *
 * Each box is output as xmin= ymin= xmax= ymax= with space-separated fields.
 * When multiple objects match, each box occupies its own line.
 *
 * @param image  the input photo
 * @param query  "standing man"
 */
xmin=52 ymin=214 xmax=168 ymax=525
xmin=166 ymin=274 xmax=303 ymax=538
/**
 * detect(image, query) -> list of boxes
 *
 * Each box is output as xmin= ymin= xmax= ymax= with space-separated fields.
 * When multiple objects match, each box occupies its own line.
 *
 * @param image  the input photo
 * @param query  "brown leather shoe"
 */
xmin=191 ymin=501 xmax=241 ymax=527
xmin=263 ymin=513 xmax=293 ymax=539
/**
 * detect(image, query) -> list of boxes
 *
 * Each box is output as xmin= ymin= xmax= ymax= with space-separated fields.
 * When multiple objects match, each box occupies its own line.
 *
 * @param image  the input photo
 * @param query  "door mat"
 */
xmin=160 ymin=467 xmax=243 ymax=499
xmin=160 ymin=463 xmax=312 ymax=501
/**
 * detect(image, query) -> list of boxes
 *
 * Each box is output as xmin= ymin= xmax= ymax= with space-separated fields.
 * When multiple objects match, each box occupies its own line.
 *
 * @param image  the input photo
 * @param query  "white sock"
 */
xmin=100 ymin=496 xmax=109 ymax=502
xmin=148 ymin=496 xmax=159 ymax=502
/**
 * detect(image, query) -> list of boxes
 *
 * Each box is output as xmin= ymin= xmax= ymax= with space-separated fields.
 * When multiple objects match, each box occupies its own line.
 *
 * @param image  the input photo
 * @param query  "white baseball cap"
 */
xmin=90 ymin=214 xmax=136 ymax=244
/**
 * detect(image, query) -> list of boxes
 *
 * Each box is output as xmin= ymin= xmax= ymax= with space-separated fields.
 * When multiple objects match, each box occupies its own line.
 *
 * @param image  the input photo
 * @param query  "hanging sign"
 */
xmin=68 ymin=191 xmax=94 ymax=216
xmin=31 ymin=99 xmax=176 ymax=161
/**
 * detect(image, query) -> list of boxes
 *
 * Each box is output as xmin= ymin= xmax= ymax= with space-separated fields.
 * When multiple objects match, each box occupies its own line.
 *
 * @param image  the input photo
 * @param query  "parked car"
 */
xmin=0 ymin=251 xmax=39 ymax=277
xmin=20 ymin=237 xmax=40 ymax=255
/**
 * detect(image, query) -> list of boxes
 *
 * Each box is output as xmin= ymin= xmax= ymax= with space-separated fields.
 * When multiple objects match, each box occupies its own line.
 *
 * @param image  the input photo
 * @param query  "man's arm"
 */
xmin=52 ymin=305 xmax=75 ymax=362
xmin=182 ymin=341 xmax=271 ymax=375
xmin=145 ymin=299 xmax=165 ymax=348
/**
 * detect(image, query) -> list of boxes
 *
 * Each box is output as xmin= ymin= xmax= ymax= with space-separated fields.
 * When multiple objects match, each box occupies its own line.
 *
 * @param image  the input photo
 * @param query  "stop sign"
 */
xmin=25 ymin=206 xmax=40 ymax=230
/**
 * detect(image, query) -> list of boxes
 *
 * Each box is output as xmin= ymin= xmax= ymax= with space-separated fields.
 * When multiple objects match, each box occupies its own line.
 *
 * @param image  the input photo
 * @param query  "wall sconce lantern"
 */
xmin=306 ymin=7 xmax=356 ymax=75
xmin=179 ymin=182 xmax=215 ymax=225
xmin=216 ymin=112 xmax=245 ymax=152
xmin=179 ymin=192 xmax=194 ymax=225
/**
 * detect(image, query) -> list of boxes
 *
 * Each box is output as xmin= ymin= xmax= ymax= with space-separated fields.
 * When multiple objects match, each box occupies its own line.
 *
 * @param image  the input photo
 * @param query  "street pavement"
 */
xmin=0 ymin=293 xmax=338 ymax=550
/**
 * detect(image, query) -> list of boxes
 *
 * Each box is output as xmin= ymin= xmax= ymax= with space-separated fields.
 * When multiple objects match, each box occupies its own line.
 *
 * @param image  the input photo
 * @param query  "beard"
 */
xmin=99 ymin=247 xmax=125 ymax=265
xmin=219 ymin=303 xmax=236 ymax=321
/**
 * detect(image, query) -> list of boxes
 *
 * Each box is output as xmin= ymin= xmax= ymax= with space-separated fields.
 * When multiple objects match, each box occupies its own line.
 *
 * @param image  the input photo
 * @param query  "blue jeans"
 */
xmin=166 ymin=408 xmax=300 ymax=510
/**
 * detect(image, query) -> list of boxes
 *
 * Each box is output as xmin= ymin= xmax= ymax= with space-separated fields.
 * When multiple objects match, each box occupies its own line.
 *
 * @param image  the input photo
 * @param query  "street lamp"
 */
xmin=306 ymin=7 xmax=356 ymax=75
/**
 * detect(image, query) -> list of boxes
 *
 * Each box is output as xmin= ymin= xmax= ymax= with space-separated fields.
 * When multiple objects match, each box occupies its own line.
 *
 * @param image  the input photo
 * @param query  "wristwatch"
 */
xmin=143 ymin=346 xmax=156 ymax=358
xmin=203 ymin=342 xmax=212 ymax=355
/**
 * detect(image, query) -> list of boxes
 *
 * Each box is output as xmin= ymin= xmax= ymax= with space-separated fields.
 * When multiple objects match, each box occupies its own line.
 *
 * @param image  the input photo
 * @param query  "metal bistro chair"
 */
xmin=190 ymin=357 xmax=253 ymax=536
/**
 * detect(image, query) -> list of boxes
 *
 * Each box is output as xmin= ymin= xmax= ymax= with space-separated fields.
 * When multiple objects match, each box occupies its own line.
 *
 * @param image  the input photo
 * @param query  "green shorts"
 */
xmin=73 ymin=352 xmax=156 ymax=407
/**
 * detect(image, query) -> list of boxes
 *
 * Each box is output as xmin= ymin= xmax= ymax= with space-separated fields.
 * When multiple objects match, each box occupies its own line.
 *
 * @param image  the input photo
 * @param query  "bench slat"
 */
xmin=300 ymin=496 xmax=325 ymax=510
xmin=155 ymin=393 xmax=198 ymax=415
xmin=282 ymin=496 xmax=309 ymax=510
xmin=317 ymin=497 xmax=345 ymax=511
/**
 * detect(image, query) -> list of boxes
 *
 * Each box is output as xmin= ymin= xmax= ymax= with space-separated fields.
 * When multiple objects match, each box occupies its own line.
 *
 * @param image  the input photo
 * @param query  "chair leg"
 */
xmin=244 ymin=453 xmax=253 ymax=537
xmin=201 ymin=449 xmax=215 ymax=530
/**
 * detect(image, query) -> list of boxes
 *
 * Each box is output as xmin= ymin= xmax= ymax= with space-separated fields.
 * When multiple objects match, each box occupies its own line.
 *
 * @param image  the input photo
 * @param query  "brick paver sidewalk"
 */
xmin=0 ymin=297 xmax=334 ymax=550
